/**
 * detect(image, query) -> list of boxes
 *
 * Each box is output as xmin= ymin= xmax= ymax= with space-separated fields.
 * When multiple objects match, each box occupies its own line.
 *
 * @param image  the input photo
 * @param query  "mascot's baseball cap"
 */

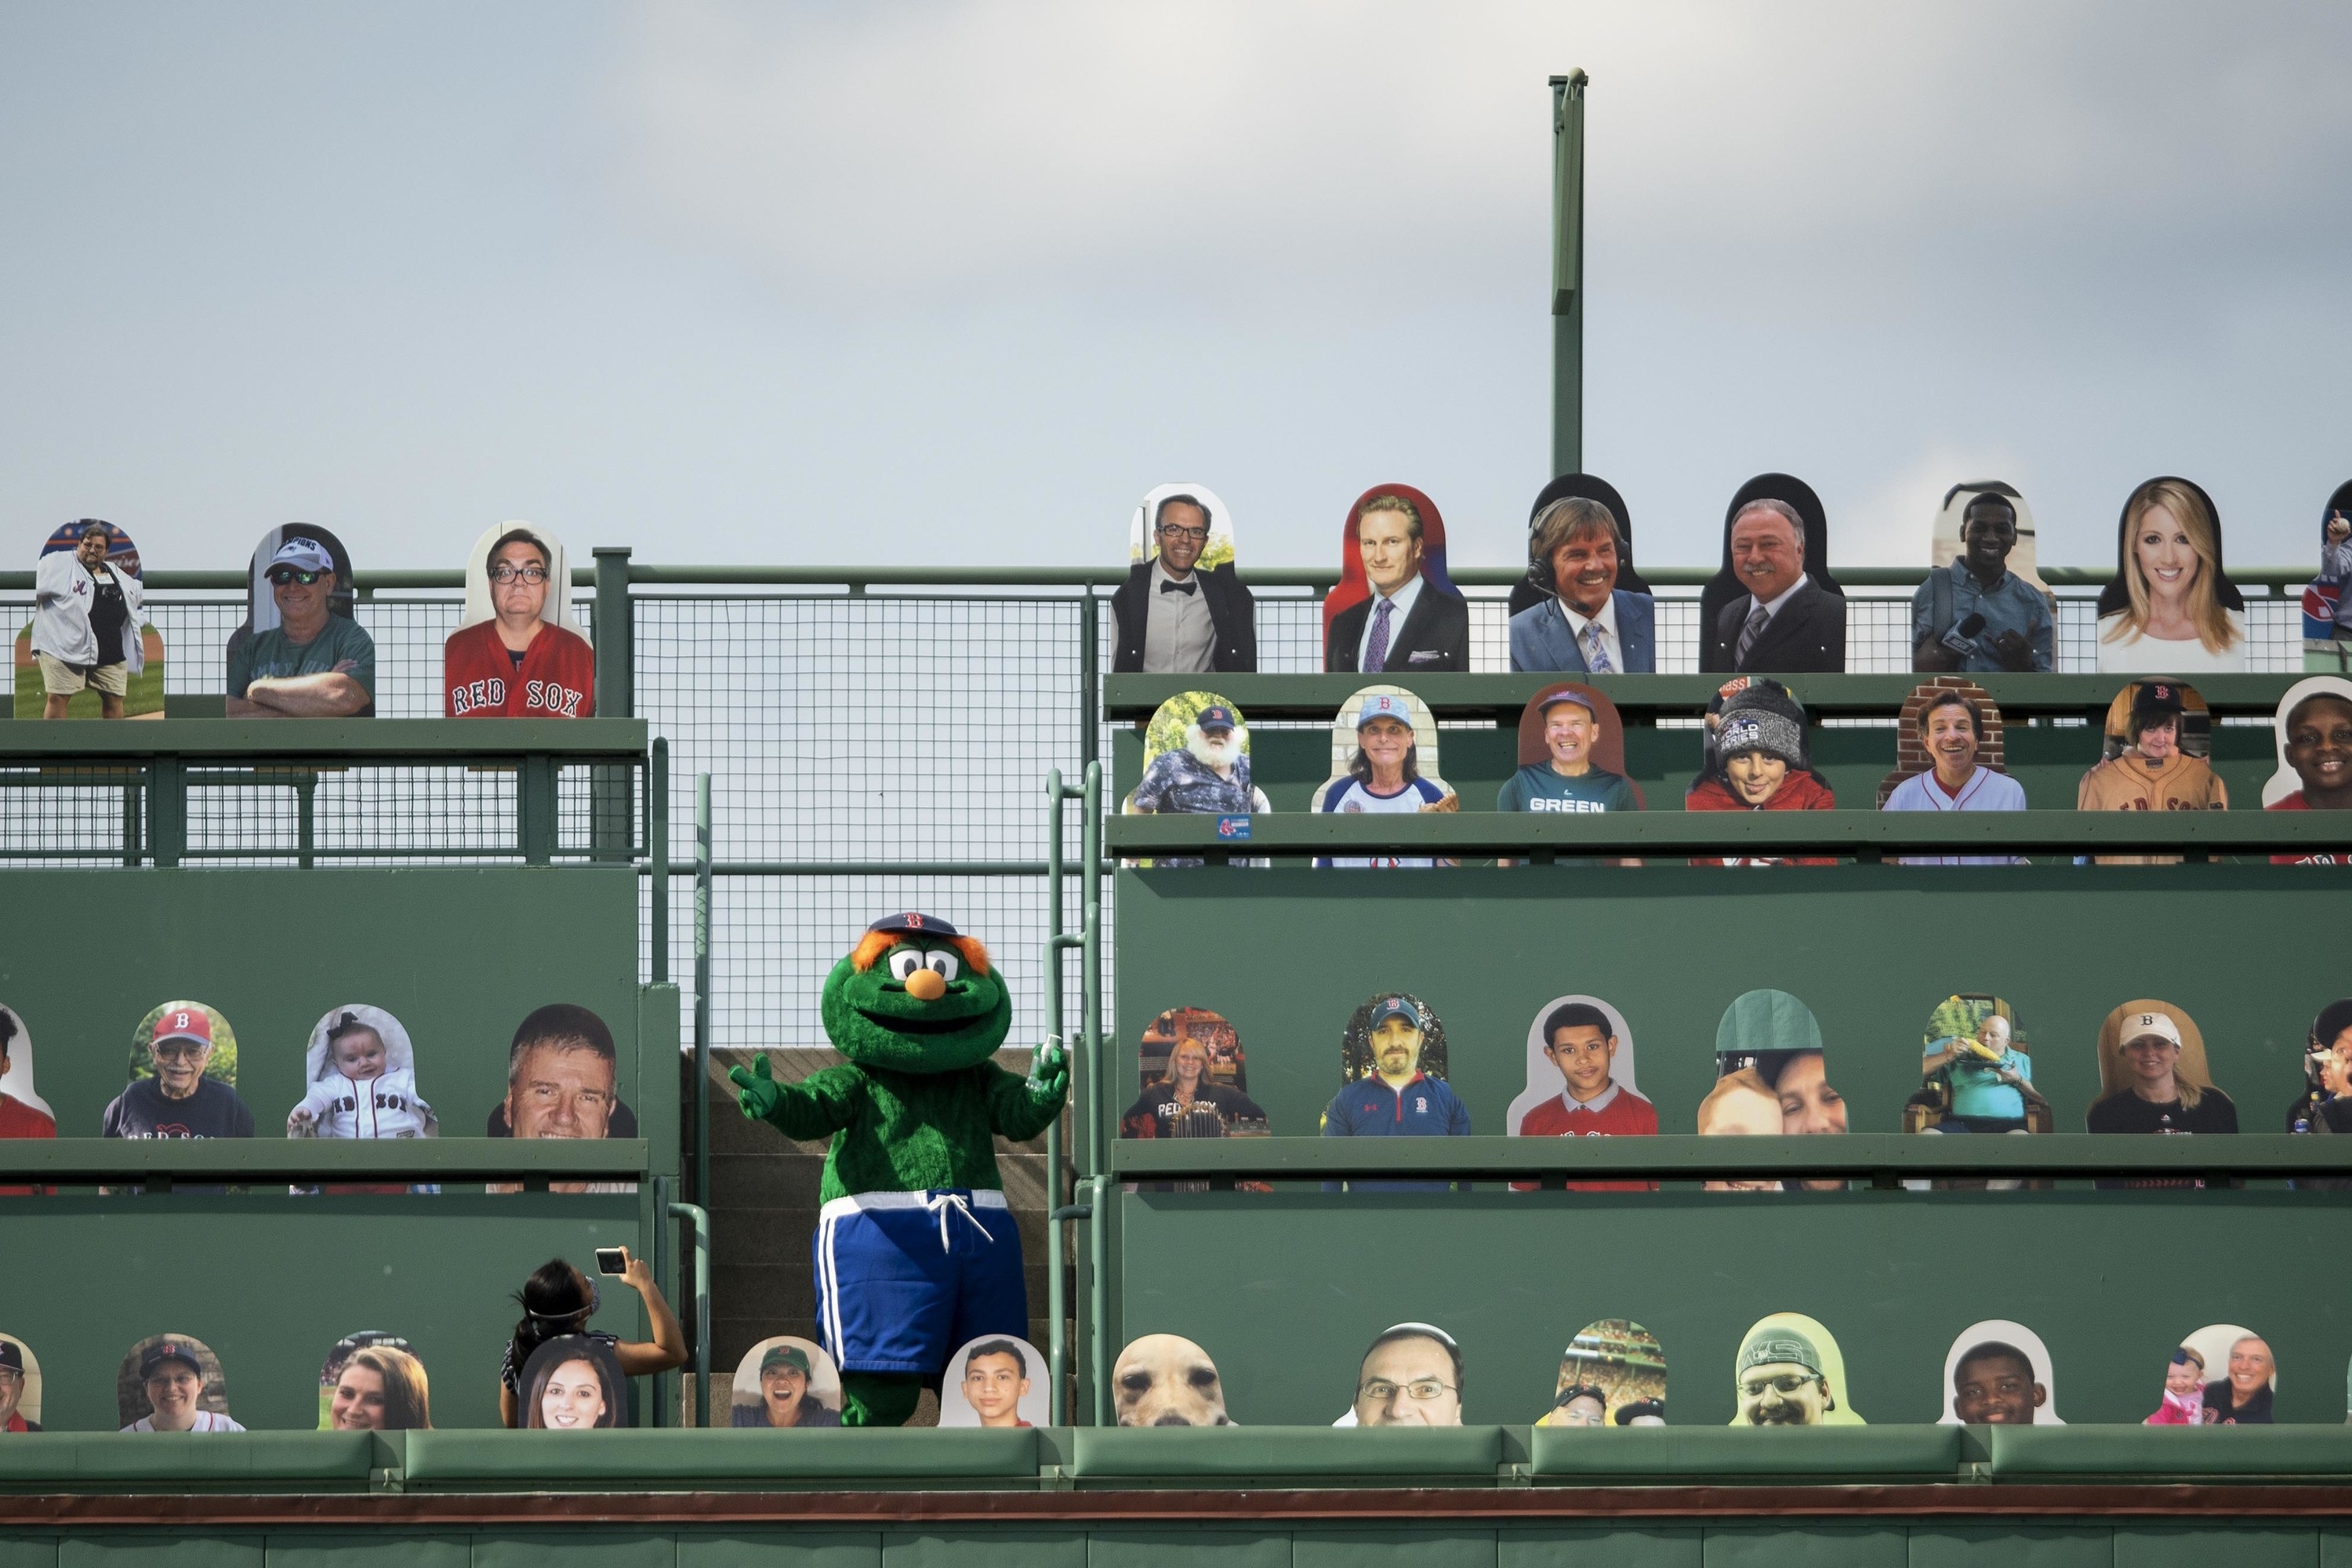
xmin=140 ymin=1341 xmax=203 ymax=1379
xmin=1367 ymin=996 xmax=1422 ymax=1032
xmin=152 ymin=1008 xmax=213 ymax=1048
xmin=1356 ymin=694 xmax=1416 ymax=731
xmin=269 ymin=537 xmax=335 ymax=574
xmin=1196 ymin=705 xmax=1238 ymax=733
xmin=760 ymin=1345 xmax=813 ymax=1377
xmin=1739 ymin=1328 xmax=1822 ymax=1377
xmin=865 ymin=913 xmax=960 ymax=938
xmin=2122 ymin=1011 xmax=2183 ymax=1048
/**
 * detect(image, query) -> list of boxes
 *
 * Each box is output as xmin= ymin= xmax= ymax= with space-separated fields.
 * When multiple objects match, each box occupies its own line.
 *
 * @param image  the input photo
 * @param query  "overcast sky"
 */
xmin=4 ymin=2 xmax=2348 ymax=576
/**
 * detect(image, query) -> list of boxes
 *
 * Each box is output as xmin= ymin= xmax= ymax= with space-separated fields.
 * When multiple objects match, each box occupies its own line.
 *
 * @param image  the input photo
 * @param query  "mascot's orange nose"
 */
xmin=903 ymin=968 xmax=947 ymax=1002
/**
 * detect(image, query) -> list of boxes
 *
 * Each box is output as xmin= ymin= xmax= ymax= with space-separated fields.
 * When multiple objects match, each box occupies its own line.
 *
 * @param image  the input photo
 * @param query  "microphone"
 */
xmin=1940 ymin=612 xmax=1987 ymax=659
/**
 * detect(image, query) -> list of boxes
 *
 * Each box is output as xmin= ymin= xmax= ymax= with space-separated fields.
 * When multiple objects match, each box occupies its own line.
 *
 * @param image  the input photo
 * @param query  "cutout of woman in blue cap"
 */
xmin=1312 ymin=686 xmax=1457 ymax=869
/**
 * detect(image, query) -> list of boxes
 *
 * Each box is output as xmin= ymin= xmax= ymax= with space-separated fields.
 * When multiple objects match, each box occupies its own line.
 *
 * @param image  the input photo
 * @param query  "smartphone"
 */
xmin=594 ymin=1247 xmax=628 ymax=1276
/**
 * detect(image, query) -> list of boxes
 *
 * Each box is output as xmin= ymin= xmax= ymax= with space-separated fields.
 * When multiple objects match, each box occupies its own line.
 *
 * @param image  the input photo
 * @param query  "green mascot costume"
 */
xmin=731 ymin=913 xmax=1069 ymax=1426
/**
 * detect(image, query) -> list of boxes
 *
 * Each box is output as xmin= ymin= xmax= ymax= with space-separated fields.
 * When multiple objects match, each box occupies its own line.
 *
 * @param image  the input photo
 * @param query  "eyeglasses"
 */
xmin=1741 ymin=1373 xmax=1820 ymax=1397
xmin=1359 ymin=1379 xmax=1456 ymax=1403
xmin=1157 ymin=524 xmax=1209 ymax=543
xmin=267 ymin=567 xmax=325 ymax=586
xmin=151 ymin=1040 xmax=208 ymax=1062
xmin=490 ymin=564 xmax=550 ymax=585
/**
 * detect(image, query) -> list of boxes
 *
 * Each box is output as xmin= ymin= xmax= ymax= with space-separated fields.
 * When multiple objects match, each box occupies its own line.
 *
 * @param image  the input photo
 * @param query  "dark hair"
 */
xmin=0 ymin=1009 xmax=15 ymax=1054
xmin=507 ymin=1258 xmax=594 ymax=1374
xmin=2287 ymin=691 xmax=2352 ymax=735
xmin=509 ymin=1004 xmax=615 ymax=1076
xmin=1960 ymin=494 xmax=2017 ymax=529
xmin=1360 ymin=1323 xmax=1462 ymax=1399
xmin=1543 ymin=1002 xmax=1613 ymax=1046
xmin=1918 ymin=689 xmax=1980 ymax=739
xmin=487 ymin=528 xmax=551 ymax=576
xmin=1955 ymin=1341 xmax=2034 ymax=1387
xmin=341 ymin=1345 xmax=433 ymax=1430
xmin=1155 ymin=495 xmax=1211 ymax=532
xmin=964 ymin=1338 xmax=1029 ymax=1374
xmin=1346 ymin=742 xmax=1421 ymax=789
xmin=522 ymin=1336 xmax=621 ymax=1431
xmin=78 ymin=520 xmax=112 ymax=541
xmin=1613 ymin=1398 xmax=1664 ymax=1425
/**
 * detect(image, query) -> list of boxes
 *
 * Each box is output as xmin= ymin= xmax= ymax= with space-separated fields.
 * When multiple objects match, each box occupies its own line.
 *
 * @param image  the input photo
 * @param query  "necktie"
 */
xmin=1159 ymin=579 xmax=1196 ymax=596
xmin=1584 ymin=621 xmax=1613 ymax=674
xmin=1736 ymin=603 xmax=1770 ymax=667
xmin=1365 ymin=597 xmax=1394 ymax=672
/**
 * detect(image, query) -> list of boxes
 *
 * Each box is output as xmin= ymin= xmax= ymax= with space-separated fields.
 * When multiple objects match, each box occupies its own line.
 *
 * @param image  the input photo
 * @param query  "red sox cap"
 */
xmin=152 ymin=1007 xmax=213 ymax=1048
xmin=140 ymin=1341 xmax=203 ymax=1379
xmin=2134 ymin=681 xmax=2186 ymax=716
xmin=865 ymin=913 xmax=960 ymax=939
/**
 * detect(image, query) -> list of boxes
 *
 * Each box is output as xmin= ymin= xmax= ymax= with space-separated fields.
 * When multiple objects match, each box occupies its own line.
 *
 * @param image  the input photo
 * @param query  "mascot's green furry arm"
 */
xmin=729 ymin=913 xmax=1068 ymax=1426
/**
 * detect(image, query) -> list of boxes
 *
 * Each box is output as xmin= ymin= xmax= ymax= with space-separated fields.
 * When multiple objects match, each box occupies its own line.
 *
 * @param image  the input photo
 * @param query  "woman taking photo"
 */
xmin=498 ymin=1249 xmax=686 ymax=1428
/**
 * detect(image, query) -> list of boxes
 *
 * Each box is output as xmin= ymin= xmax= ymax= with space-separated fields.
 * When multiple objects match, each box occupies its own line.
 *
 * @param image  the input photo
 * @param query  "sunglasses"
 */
xmin=267 ymin=567 xmax=325 ymax=586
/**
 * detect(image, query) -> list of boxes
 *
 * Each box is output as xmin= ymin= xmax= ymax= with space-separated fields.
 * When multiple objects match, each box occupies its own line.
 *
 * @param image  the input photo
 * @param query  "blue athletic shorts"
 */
xmin=814 ymin=1188 xmax=1026 ymax=1375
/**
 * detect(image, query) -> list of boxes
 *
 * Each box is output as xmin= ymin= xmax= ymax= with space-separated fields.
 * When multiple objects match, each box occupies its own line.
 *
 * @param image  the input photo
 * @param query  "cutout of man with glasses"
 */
xmin=226 ymin=538 xmax=376 ymax=717
xmin=444 ymin=528 xmax=596 ymax=717
xmin=1345 ymin=1322 xmax=1464 ymax=1427
xmin=101 ymin=1004 xmax=255 ymax=1140
xmin=1112 ymin=492 xmax=1258 ymax=673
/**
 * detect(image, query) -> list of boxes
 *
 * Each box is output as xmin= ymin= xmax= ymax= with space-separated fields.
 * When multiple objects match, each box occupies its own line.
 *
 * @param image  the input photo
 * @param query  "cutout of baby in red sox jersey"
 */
xmin=444 ymin=522 xmax=595 ymax=718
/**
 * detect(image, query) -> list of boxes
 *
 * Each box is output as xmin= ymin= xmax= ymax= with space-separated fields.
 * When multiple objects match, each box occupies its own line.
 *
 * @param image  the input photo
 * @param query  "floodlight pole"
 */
xmin=1551 ymin=70 xmax=1588 ymax=477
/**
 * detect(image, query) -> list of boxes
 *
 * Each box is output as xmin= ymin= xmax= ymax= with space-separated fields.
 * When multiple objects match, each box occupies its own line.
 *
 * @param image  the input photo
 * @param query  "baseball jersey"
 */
xmin=2076 ymin=752 xmax=2227 ymax=812
xmin=2267 ymin=793 xmax=2349 ymax=864
xmin=1316 ymin=775 xmax=1449 ymax=868
xmin=292 ymin=1065 xmax=433 ymax=1139
xmin=1321 ymin=1073 xmax=1470 ymax=1137
xmin=1515 ymin=1081 xmax=1657 ymax=1193
xmin=1496 ymin=764 xmax=1639 ymax=815
xmin=0 ymin=1093 xmax=55 ymax=1139
xmin=1882 ymin=767 xmax=2028 ymax=866
xmin=444 ymin=619 xmax=596 ymax=718
xmin=100 ymin=1076 xmax=256 ymax=1140
xmin=227 ymin=617 xmax=376 ymax=704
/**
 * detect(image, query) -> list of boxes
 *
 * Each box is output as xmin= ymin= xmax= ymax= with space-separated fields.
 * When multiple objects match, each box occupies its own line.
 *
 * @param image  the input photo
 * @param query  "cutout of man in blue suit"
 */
xmin=1509 ymin=495 xmax=1655 ymax=673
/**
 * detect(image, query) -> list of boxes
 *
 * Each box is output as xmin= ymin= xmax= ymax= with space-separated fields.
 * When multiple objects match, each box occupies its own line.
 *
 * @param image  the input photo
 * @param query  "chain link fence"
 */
xmin=0 ymin=582 xmax=2307 ymax=1051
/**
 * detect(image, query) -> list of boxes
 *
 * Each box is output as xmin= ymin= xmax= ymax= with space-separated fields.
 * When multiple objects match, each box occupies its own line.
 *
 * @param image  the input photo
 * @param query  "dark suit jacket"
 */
xmin=1325 ymin=583 xmax=1472 ymax=673
xmin=1704 ymin=579 xmax=1846 ymax=673
xmin=1111 ymin=561 xmax=1257 ymax=673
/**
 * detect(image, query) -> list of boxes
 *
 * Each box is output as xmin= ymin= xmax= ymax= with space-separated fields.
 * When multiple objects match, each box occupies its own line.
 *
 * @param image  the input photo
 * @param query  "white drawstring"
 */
xmin=924 ymin=1189 xmax=995 ymax=1250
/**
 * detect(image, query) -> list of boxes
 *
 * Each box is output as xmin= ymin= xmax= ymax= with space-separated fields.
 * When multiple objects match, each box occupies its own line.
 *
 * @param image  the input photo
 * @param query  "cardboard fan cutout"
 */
xmin=2096 ymin=477 xmax=2247 ymax=673
xmin=445 ymin=522 xmax=595 ymax=718
xmin=1508 ymin=472 xmax=1651 ymax=617
xmin=227 ymin=524 xmax=375 ymax=717
xmin=1323 ymin=993 xmax=1470 ymax=1181
xmin=1123 ymin=691 xmax=1269 ymax=868
xmin=1498 ymin=684 xmax=1642 ymax=813
xmin=1338 ymin=1322 xmax=1464 ymax=1427
xmin=2078 ymin=684 xmax=2226 ymax=862
xmin=1112 ymin=1334 xmax=1232 ymax=1426
xmin=1508 ymin=477 xmax=1657 ymax=673
xmin=1687 ymin=679 xmax=1835 ymax=865
xmin=2169 ymin=1324 xmax=2275 ymax=1425
xmin=0 ymin=1333 xmax=42 ymax=1432
xmin=2263 ymin=676 xmax=2352 ymax=811
xmin=521 ymin=1334 xmax=628 ymax=1430
xmin=1312 ymin=686 xmax=1458 ymax=867
xmin=1913 ymin=483 xmax=2055 ymax=674
xmin=1699 ymin=474 xmax=1846 ymax=674
xmin=1322 ymin=485 xmax=1468 ymax=673
xmin=1732 ymin=1312 xmax=1864 ymax=1426
xmin=1702 ymin=990 xmax=1843 ymax=1190
xmin=487 ymin=1003 xmax=637 ymax=1141
xmin=1508 ymin=997 xmax=1655 ymax=1192
xmin=1114 ymin=483 xmax=1256 ymax=673
xmin=1120 ymin=1006 xmax=1269 ymax=1141
xmin=1537 ymin=1319 xmax=1666 ymax=1428
xmin=0 ymin=1004 xmax=56 ymax=1135
xmin=290 ymin=1004 xmax=435 ymax=1140
xmin=318 ymin=1330 xmax=430 ymax=1431
xmin=729 ymin=1336 xmax=844 ymax=1428
xmin=1938 ymin=1320 xmax=2061 ymax=1425
xmin=20 ymin=519 xmax=162 ymax=718
xmin=105 ymin=1000 xmax=253 ymax=1141
xmin=940 ymin=1334 xmax=1049 ymax=1428
xmin=2303 ymin=480 xmax=2352 ymax=670
xmin=117 ymin=1334 xmax=241 ymax=1432
xmin=2086 ymin=998 xmax=2238 ymax=1139
xmin=1878 ymin=683 xmax=2025 ymax=863
xmin=1909 ymin=994 xmax=2049 ymax=1135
